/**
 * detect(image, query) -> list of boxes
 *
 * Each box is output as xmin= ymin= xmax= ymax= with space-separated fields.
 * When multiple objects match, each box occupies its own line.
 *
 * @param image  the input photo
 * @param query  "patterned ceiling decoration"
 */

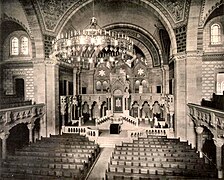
xmin=34 ymin=0 xmax=191 ymax=33
xmin=35 ymin=0 xmax=87 ymax=31
xmin=199 ymin=0 xmax=224 ymax=26
xmin=157 ymin=0 xmax=191 ymax=25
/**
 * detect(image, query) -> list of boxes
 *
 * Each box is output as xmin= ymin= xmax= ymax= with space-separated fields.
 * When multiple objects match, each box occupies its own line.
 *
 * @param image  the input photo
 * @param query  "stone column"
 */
xmin=111 ymin=97 xmax=113 ymax=112
xmin=122 ymin=97 xmax=125 ymax=112
xmin=195 ymin=126 xmax=204 ymax=158
xmin=138 ymin=106 xmax=140 ymax=119
xmin=164 ymin=65 xmax=169 ymax=94
xmin=45 ymin=61 xmax=60 ymax=136
xmin=213 ymin=138 xmax=224 ymax=179
xmin=169 ymin=112 xmax=174 ymax=128
xmin=40 ymin=113 xmax=47 ymax=138
xmin=72 ymin=96 xmax=77 ymax=120
xmin=174 ymin=55 xmax=186 ymax=140
xmin=67 ymin=96 xmax=72 ymax=124
xmin=27 ymin=123 xmax=34 ymax=143
xmin=73 ymin=68 xmax=77 ymax=95
xmin=0 ymin=132 xmax=9 ymax=160
xmin=89 ymin=106 xmax=92 ymax=121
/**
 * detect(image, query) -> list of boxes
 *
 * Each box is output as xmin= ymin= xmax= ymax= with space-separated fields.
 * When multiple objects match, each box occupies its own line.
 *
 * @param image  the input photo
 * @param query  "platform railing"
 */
xmin=96 ymin=114 xmax=112 ymax=125
xmin=122 ymin=114 xmax=139 ymax=127
xmin=127 ymin=128 xmax=172 ymax=139
xmin=61 ymin=126 xmax=99 ymax=138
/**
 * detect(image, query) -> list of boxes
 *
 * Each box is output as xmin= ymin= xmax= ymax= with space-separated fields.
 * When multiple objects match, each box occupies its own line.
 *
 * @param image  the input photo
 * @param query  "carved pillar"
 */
xmin=67 ymin=96 xmax=72 ymax=124
xmin=27 ymin=123 xmax=34 ymax=143
xmin=72 ymin=96 xmax=77 ymax=120
xmin=213 ymin=138 xmax=224 ymax=179
xmin=0 ymin=132 xmax=9 ymax=160
xmin=195 ymin=126 xmax=204 ymax=158
xmin=60 ymin=96 xmax=67 ymax=126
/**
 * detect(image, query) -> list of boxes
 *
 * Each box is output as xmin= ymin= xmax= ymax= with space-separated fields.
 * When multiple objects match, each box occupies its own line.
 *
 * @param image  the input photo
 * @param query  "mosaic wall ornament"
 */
xmin=35 ymin=0 xmax=191 ymax=32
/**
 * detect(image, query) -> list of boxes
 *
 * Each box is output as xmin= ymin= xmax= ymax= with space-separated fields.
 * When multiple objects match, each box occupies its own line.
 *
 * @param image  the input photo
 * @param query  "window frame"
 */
xmin=10 ymin=36 xmax=19 ymax=56
xmin=20 ymin=36 xmax=29 ymax=55
xmin=210 ymin=23 xmax=222 ymax=45
xmin=10 ymin=35 xmax=30 ymax=57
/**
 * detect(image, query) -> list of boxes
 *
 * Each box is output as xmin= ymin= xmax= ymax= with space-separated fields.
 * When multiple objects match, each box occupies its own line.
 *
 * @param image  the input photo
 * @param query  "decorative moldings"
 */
xmin=2 ymin=14 xmax=32 ymax=36
xmin=188 ymin=103 xmax=224 ymax=138
xmin=202 ymin=53 xmax=224 ymax=61
xmin=157 ymin=0 xmax=191 ymax=24
xmin=33 ymin=0 xmax=190 ymax=33
xmin=199 ymin=0 xmax=224 ymax=27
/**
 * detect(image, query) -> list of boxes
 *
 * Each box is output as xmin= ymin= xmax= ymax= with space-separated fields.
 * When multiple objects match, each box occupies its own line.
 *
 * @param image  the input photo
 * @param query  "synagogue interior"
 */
xmin=0 ymin=0 xmax=224 ymax=179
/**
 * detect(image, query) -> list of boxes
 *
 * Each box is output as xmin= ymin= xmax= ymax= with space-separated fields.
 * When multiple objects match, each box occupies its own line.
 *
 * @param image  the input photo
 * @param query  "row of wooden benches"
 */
xmin=109 ymin=158 xmax=209 ymax=170
xmin=113 ymin=148 xmax=199 ymax=158
xmin=7 ymin=154 xmax=91 ymax=164
xmin=1 ymin=134 xmax=99 ymax=180
xmin=107 ymin=164 xmax=215 ymax=177
xmin=111 ymin=154 xmax=204 ymax=164
xmin=105 ymin=171 xmax=214 ymax=180
xmin=15 ymin=149 xmax=97 ymax=158
xmin=30 ymin=142 xmax=97 ymax=149
xmin=2 ymin=165 xmax=85 ymax=179
xmin=120 ymin=143 xmax=192 ymax=150
xmin=132 ymin=139 xmax=189 ymax=145
xmin=106 ymin=136 xmax=217 ymax=180
xmin=24 ymin=144 xmax=98 ymax=152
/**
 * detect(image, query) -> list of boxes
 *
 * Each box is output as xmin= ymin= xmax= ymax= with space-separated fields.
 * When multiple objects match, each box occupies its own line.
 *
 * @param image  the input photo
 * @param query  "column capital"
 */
xmin=213 ymin=138 xmax=224 ymax=148
xmin=195 ymin=126 xmax=204 ymax=134
xmin=27 ymin=123 xmax=34 ymax=130
xmin=0 ymin=131 xmax=9 ymax=140
xmin=73 ymin=67 xmax=78 ymax=73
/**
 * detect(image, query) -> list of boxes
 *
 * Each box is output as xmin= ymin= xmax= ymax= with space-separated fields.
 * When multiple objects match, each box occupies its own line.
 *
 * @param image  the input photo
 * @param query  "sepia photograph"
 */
xmin=0 ymin=0 xmax=224 ymax=179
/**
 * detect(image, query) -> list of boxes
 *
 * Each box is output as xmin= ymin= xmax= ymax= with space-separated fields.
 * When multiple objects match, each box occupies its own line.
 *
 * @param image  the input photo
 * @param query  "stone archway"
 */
xmin=6 ymin=123 xmax=29 ymax=155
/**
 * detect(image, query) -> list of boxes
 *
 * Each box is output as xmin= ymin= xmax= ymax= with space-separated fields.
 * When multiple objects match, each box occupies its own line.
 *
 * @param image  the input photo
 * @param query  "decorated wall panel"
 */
xmin=2 ymin=67 xmax=34 ymax=100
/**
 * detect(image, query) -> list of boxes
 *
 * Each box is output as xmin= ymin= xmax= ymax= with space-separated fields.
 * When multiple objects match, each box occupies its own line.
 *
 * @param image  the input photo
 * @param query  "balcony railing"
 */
xmin=187 ymin=103 xmax=224 ymax=137
xmin=0 ymin=104 xmax=45 ymax=133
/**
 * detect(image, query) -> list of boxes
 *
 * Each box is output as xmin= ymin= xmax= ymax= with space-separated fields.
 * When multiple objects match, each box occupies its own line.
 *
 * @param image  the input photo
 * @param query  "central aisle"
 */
xmin=87 ymin=147 xmax=114 ymax=180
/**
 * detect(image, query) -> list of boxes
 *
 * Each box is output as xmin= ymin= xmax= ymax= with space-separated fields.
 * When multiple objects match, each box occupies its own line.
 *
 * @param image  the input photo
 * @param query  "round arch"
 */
xmin=54 ymin=0 xmax=177 ymax=54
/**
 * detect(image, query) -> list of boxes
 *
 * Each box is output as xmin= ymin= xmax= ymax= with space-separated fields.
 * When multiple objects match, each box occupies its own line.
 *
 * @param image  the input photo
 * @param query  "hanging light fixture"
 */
xmin=51 ymin=0 xmax=134 ymax=68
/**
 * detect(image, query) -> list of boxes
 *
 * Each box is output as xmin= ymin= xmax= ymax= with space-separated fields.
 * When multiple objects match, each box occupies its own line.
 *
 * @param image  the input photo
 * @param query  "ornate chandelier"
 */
xmin=51 ymin=8 xmax=134 ymax=68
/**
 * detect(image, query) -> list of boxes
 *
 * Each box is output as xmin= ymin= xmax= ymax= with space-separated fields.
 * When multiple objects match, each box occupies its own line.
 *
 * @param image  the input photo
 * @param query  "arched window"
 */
xmin=11 ymin=37 xmax=19 ymax=55
xmin=211 ymin=24 xmax=221 ymax=45
xmin=142 ymin=80 xmax=147 ymax=93
xmin=135 ymin=80 xmax=140 ymax=93
xmin=96 ymin=81 xmax=102 ymax=91
xmin=216 ymin=73 xmax=224 ymax=95
xmin=21 ymin=36 xmax=29 ymax=55
xmin=102 ymin=81 xmax=108 ymax=91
